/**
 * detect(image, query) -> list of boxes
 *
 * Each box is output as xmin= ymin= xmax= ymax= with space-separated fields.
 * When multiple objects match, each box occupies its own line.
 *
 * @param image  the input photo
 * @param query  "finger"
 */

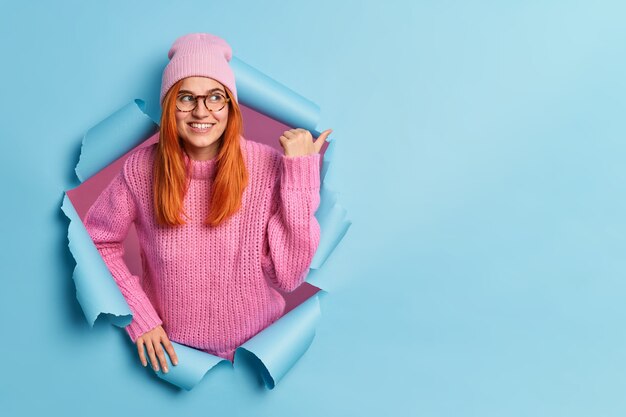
xmin=154 ymin=342 xmax=169 ymax=373
xmin=146 ymin=340 xmax=159 ymax=372
xmin=314 ymin=129 xmax=332 ymax=151
xmin=293 ymin=128 xmax=312 ymax=141
xmin=283 ymin=129 xmax=297 ymax=139
xmin=137 ymin=339 xmax=147 ymax=367
xmin=162 ymin=338 xmax=179 ymax=366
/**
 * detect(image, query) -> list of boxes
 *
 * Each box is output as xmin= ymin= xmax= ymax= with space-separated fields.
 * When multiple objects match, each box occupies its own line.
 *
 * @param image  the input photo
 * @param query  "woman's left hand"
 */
xmin=279 ymin=128 xmax=332 ymax=157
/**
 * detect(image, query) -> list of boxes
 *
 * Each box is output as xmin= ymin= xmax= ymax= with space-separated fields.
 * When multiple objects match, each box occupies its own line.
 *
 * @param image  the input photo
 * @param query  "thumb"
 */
xmin=314 ymin=129 xmax=333 ymax=152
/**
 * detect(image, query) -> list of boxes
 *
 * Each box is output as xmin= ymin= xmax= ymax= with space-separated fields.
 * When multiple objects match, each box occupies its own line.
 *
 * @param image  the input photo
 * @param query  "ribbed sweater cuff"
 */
xmin=124 ymin=297 xmax=163 ymax=342
xmin=281 ymin=153 xmax=321 ymax=191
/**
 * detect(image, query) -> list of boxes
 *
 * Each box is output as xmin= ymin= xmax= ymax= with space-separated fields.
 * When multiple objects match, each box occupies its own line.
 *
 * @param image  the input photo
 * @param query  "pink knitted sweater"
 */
xmin=84 ymin=136 xmax=321 ymax=361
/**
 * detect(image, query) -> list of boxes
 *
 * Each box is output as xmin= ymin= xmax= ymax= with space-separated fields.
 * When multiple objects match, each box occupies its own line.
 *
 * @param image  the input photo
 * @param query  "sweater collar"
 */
xmin=182 ymin=150 xmax=217 ymax=180
xmin=180 ymin=137 xmax=247 ymax=180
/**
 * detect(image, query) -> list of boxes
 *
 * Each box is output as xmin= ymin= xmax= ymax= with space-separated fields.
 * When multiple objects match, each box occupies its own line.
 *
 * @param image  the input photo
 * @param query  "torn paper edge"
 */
xmin=76 ymin=99 xmax=158 ymax=182
xmin=61 ymin=193 xmax=132 ymax=328
xmin=309 ymin=138 xmax=352 ymax=275
xmin=235 ymin=293 xmax=323 ymax=389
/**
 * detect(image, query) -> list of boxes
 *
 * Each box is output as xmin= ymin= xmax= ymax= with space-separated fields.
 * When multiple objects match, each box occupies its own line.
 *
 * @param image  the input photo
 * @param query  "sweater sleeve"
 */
xmin=83 ymin=170 xmax=163 ymax=342
xmin=261 ymin=153 xmax=322 ymax=292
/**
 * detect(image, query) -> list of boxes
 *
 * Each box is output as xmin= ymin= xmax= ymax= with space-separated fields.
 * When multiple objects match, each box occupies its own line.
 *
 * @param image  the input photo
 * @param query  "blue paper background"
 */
xmin=3 ymin=1 xmax=626 ymax=415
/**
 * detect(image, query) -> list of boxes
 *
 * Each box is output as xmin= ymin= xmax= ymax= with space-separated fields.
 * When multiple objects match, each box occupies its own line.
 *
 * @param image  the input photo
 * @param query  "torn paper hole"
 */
xmin=61 ymin=57 xmax=350 ymax=390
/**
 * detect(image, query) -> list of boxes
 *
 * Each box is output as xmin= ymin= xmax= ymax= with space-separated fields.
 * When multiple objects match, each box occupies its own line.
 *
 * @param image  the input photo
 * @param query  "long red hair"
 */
xmin=153 ymin=79 xmax=248 ymax=227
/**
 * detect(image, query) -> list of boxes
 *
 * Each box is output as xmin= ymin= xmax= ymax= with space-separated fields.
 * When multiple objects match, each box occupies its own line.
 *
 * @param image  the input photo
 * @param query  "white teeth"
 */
xmin=190 ymin=123 xmax=214 ymax=128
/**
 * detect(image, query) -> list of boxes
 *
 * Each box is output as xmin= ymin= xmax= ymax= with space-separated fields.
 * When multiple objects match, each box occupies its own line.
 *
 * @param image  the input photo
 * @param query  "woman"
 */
xmin=84 ymin=33 xmax=330 ymax=373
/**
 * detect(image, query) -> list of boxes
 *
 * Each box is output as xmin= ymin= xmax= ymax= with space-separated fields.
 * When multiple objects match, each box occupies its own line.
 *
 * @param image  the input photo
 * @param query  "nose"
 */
xmin=192 ymin=98 xmax=212 ymax=118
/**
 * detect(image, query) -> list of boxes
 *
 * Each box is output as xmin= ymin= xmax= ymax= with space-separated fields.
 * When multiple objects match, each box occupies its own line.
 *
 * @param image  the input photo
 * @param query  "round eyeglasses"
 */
xmin=176 ymin=93 xmax=230 ymax=112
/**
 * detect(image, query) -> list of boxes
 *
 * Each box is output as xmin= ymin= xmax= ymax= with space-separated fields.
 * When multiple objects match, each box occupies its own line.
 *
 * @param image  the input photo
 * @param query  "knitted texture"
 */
xmin=84 ymin=137 xmax=321 ymax=361
xmin=160 ymin=33 xmax=237 ymax=104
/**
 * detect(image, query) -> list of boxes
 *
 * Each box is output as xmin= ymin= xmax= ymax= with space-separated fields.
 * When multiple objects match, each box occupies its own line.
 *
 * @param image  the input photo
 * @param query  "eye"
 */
xmin=208 ymin=93 xmax=225 ymax=102
xmin=179 ymin=94 xmax=195 ymax=102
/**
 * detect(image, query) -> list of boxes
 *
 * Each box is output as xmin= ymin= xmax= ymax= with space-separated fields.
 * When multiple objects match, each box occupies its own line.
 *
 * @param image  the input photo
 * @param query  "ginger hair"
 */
xmin=153 ymin=79 xmax=248 ymax=227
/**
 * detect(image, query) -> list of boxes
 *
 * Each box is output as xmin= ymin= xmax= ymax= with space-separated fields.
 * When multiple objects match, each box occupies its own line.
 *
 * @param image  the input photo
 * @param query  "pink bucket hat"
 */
xmin=160 ymin=33 xmax=238 ymax=105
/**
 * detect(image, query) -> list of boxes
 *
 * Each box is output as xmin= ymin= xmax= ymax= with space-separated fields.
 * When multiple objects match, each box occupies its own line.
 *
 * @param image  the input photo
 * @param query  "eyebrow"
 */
xmin=178 ymin=88 xmax=225 ymax=95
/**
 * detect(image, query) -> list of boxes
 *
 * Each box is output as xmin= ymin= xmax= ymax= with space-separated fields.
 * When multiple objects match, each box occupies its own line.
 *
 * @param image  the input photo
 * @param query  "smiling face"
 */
xmin=175 ymin=77 xmax=229 ymax=160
